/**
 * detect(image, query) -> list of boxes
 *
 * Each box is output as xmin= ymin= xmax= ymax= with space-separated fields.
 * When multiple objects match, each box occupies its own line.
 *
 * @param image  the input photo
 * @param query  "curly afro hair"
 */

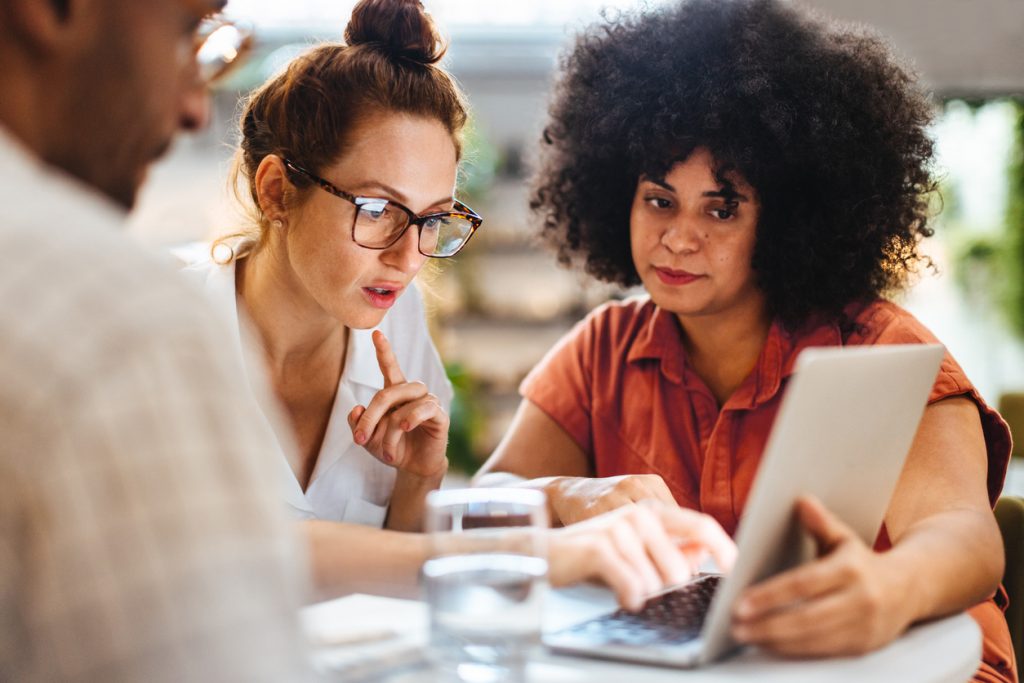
xmin=531 ymin=0 xmax=937 ymax=329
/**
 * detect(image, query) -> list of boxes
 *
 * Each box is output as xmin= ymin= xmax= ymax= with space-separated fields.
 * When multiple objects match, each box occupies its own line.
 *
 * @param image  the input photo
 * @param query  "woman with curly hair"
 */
xmin=475 ymin=0 xmax=1015 ymax=678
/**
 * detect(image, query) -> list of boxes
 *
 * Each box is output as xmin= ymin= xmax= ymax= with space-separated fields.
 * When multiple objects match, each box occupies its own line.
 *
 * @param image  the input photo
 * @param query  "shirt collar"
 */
xmin=739 ymin=318 xmax=842 ymax=408
xmin=626 ymin=301 xmax=844 ymax=407
xmin=186 ymin=257 xmax=317 ymax=515
xmin=626 ymin=302 xmax=689 ymax=384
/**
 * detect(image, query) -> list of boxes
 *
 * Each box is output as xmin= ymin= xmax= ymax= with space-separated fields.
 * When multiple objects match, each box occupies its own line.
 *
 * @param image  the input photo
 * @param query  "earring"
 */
xmin=272 ymin=219 xmax=283 ymax=229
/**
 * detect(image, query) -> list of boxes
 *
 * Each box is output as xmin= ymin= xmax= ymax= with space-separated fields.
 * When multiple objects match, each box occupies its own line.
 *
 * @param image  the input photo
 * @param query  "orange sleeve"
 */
xmin=519 ymin=310 xmax=600 ymax=455
xmin=849 ymin=301 xmax=1012 ymax=505
xmin=971 ymin=600 xmax=1018 ymax=683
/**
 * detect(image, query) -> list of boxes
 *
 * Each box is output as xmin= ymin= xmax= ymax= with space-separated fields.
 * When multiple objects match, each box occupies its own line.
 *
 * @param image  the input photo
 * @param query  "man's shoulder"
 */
xmin=0 ymin=209 xmax=228 ymax=402
xmin=0 ymin=217 xmax=216 ymax=329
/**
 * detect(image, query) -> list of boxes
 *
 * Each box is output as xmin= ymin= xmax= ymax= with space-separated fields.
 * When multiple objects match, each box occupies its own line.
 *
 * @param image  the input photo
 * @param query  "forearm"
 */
xmin=384 ymin=469 xmax=446 ymax=532
xmin=883 ymin=508 xmax=1004 ymax=625
xmin=473 ymin=473 xmax=569 ymax=525
xmin=472 ymin=400 xmax=595 ymax=526
xmin=473 ymin=471 xmax=530 ymax=487
xmin=300 ymin=519 xmax=429 ymax=601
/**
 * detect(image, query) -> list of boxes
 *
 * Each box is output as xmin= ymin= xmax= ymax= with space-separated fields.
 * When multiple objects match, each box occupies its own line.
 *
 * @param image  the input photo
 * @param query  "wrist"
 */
xmin=396 ymin=461 xmax=448 ymax=489
xmin=386 ymin=471 xmax=445 ymax=533
xmin=877 ymin=550 xmax=926 ymax=629
xmin=542 ymin=476 xmax=575 ymax=526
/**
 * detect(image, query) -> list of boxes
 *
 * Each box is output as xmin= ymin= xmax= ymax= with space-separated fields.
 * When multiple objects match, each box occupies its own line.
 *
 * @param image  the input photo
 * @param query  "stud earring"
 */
xmin=272 ymin=219 xmax=283 ymax=229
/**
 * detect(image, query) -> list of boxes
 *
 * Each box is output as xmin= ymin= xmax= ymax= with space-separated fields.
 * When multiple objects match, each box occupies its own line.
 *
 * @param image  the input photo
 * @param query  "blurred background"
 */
xmin=131 ymin=0 xmax=1024 ymax=477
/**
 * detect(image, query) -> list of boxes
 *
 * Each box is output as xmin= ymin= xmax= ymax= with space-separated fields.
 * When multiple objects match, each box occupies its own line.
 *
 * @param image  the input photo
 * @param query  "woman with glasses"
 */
xmin=474 ymin=0 xmax=1015 ymax=679
xmin=183 ymin=0 xmax=737 ymax=604
xmin=189 ymin=0 xmax=476 ymax=536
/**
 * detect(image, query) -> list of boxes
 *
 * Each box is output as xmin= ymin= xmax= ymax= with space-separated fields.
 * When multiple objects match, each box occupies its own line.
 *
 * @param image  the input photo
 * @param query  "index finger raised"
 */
xmin=372 ymin=330 xmax=406 ymax=387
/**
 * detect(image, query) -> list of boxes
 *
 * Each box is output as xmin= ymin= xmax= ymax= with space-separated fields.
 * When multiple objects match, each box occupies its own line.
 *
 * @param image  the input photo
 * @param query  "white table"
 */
xmin=301 ymin=585 xmax=982 ymax=682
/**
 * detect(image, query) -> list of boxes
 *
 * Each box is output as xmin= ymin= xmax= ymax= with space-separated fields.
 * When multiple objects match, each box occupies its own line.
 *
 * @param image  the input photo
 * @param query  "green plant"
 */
xmin=1005 ymin=101 xmax=1024 ymax=335
xmin=444 ymin=362 xmax=486 ymax=475
xmin=458 ymin=120 xmax=500 ymax=206
xmin=949 ymin=99 xmax=1024 ymax=331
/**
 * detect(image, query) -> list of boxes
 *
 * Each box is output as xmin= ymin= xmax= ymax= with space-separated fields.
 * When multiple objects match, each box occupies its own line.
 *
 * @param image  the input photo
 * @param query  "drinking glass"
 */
xmin=423 ymin=488 xmax=549 ymax=683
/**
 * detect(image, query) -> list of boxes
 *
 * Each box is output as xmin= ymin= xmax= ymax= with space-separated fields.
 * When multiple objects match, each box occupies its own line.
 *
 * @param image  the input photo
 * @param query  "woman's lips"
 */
xmin=362 ymin=286 xmax=400 ymax=309
xmin=655 ymin=267 xmax=704 ymax=286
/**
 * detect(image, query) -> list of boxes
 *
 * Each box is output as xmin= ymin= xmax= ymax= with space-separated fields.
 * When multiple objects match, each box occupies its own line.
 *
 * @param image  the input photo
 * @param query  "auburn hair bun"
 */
xmin=345 ymin=0 xmax=447 ymax=65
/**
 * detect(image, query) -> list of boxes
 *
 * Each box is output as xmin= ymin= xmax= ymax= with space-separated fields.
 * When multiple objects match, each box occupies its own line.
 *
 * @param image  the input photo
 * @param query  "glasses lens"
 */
xmin=422 ymin=215 xmax=476 ymax=257
xmin=354 ymin=201 xmax=408 ymax=248
xmin=195 ymin=20 xmax=253 ymax=85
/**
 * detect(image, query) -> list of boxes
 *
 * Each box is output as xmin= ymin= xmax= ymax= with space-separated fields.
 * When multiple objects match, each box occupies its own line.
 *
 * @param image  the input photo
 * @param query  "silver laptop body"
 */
xmin=543 ymin=344 xmax=945 ymax=667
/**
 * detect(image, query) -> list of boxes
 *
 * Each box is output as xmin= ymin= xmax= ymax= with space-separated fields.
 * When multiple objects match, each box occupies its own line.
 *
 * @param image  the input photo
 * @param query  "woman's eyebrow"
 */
xmin=348 ymin=181 xmax=453 ymax=211
xmin=641 ymin=176 xmax=749 ymax=202
xmin=642 ymin=177 xmax=676 ymax=192
xmin=702 ymin=189 xmax=749 ymax=202
xmin=347 ymin=180 xmax=410 ymax=203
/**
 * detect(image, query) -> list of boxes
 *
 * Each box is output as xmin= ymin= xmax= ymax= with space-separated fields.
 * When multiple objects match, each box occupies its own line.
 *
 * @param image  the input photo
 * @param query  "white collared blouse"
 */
xmin=183 ymin=257 xmax=453 ymax=527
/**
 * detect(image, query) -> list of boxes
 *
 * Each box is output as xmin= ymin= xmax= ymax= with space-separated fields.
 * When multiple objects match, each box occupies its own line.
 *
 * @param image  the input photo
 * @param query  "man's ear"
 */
xmin=254 ymin=155 xmax=291 ymax=223
xmin=3 ymin=0 xmax=90 ymax=56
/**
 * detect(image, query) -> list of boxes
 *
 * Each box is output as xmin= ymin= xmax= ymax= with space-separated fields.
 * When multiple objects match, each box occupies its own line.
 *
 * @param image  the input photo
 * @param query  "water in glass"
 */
xmin=424 ymin=489 xmax=548 ymax=683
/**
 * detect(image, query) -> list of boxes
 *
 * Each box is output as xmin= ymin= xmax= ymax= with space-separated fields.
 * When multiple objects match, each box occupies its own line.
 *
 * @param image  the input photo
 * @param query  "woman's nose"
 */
xmin=660 ymin=220 xmax=702 ymax=254
xmin=382 ymin=224 xmax=428 ymax=273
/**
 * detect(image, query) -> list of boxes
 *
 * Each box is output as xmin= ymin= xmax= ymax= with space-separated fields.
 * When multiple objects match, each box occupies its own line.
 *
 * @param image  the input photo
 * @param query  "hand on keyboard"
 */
xmin=548 ymin=502 xmax=736 ymax=610
xmin=555 ymin=575 xmax=722 ymax=647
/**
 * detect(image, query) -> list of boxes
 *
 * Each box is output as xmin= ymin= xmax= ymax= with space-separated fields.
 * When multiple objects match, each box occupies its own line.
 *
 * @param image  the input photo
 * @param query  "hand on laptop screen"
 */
xmin=548 ymin=501 xmax=737 ymax=610
xmin=731 ymin=495 xmax=905 ymax=657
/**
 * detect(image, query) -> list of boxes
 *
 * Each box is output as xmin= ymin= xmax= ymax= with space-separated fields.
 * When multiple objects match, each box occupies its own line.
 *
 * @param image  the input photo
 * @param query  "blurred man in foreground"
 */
xmin=0 ymin=1 xmax=315 ymax=679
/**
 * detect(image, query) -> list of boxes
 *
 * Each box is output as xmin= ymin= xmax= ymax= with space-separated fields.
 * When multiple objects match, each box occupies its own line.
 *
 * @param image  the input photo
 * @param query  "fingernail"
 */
xmin=400 ymin=420 xmax=410 ymax=431
xmin=354 ymin=430 xmax=365 ymax=444
xmin=383 ymin=451 xmax=394 ymax=464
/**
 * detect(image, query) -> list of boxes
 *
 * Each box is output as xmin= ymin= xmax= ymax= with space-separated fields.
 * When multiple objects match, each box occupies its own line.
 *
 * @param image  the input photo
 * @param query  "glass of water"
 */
xmin=423 ymin=488 xmax=549 ymax=683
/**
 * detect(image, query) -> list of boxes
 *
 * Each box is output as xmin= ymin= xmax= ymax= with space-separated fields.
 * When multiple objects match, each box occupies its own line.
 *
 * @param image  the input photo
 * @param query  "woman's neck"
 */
xmin=676 ymin=297 xmax=773 ymax=407
xmin=235 ymin=240 xmax=346 ymax=379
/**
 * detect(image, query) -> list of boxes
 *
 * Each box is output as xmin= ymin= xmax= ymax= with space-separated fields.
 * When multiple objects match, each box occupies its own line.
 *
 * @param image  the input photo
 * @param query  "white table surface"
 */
xmin=301 ymin=584 xmax=982 ymax=682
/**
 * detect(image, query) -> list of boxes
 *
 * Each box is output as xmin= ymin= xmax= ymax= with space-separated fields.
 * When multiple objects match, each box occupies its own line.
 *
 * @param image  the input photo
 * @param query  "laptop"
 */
xmin=543 ymin=344 xmax=945 ymax=668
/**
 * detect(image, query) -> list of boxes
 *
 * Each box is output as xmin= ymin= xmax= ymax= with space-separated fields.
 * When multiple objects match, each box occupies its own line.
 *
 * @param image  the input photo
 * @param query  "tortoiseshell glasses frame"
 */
xmin=283 ymin=159 xmax=483 ymax=258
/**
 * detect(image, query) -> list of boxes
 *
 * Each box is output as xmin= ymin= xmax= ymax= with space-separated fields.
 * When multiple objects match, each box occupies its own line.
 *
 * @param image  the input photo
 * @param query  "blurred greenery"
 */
xmin=439 ymin=118 xmax=500 ymax=318
xmin=458 ymin=119 xmax=500 ymax=205
xmin=1006 ymin=101 xmax=1024 ymax=336
xmin=445 ymin=362 xmax=487 ymax=475
xmin=949 ymin=99 xmax=1024 ymax=335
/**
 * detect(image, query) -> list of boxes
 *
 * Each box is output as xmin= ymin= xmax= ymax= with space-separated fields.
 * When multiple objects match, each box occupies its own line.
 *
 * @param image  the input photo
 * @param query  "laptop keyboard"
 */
xmin=553 ymin=575 xmax=722 ymax=647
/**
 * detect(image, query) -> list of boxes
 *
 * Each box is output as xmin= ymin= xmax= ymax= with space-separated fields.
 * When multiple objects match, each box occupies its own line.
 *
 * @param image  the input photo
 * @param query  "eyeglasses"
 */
xmin=283 ymin=159 xmax=483 ymax=259
xmin=193 ymin=16 xmax=254 ymax=86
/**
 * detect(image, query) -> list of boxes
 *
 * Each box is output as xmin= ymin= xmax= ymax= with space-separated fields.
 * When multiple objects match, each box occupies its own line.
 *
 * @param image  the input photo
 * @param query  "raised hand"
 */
xmin=731 ymin=495 xmax=911 ymax=656
xmin=347 ymin=330 xmax=449 ymax=480
xmin=548 ymin=501 xmax=738 ymax=610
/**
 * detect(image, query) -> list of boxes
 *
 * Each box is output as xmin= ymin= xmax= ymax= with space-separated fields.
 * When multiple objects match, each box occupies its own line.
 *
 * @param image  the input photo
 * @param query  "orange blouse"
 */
xmin=522 ymin=297 xmax=1015 ymax=683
